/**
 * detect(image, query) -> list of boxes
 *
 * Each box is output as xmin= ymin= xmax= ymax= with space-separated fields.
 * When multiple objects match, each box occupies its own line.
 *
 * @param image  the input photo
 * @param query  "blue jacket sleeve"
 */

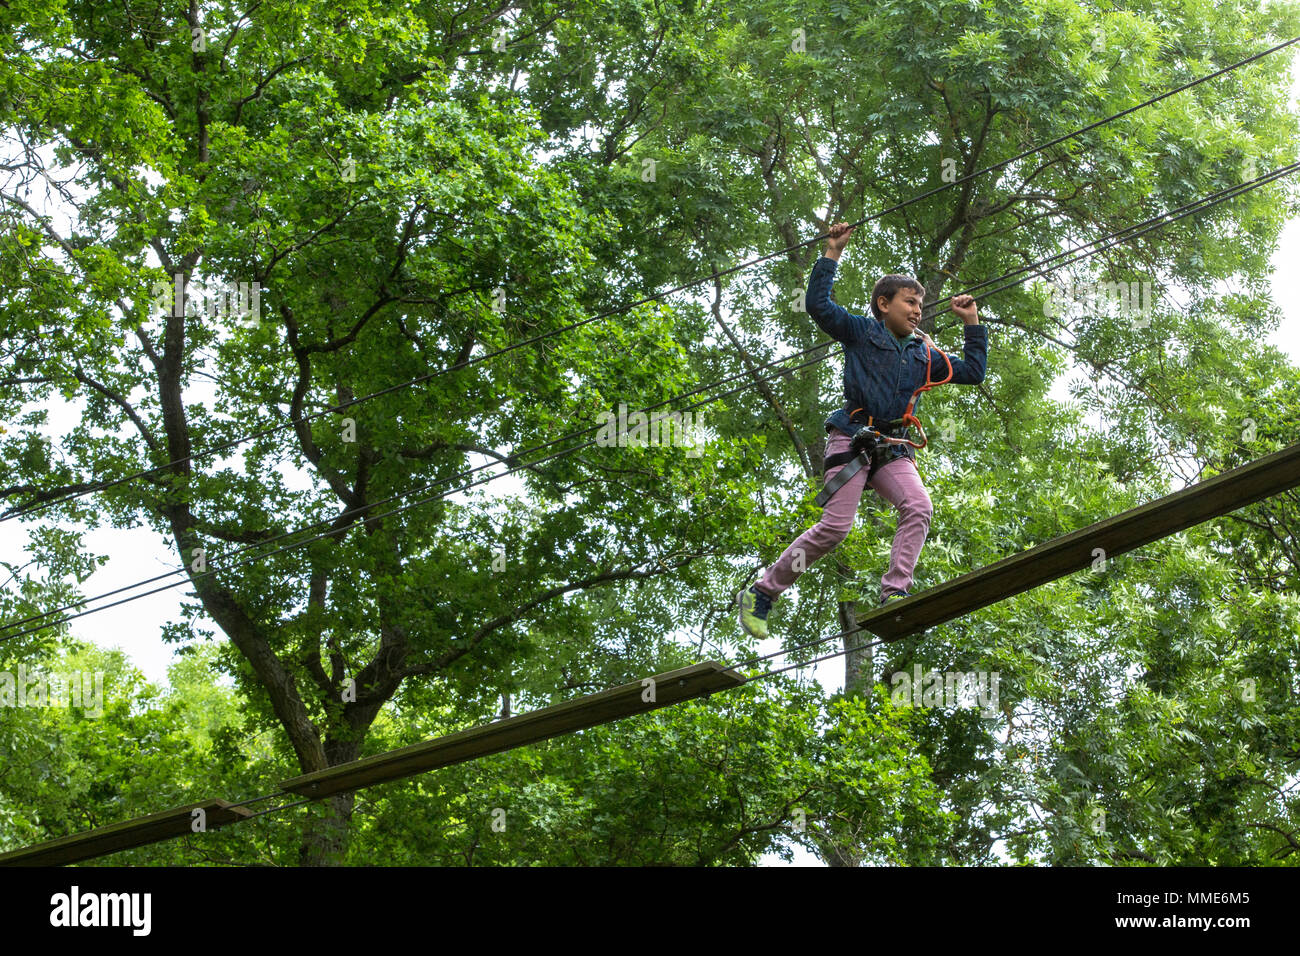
xmin=806 ymin=256 xmax=870 ymax=344
xmin=930 ymin=323 xmax=988 ymax=384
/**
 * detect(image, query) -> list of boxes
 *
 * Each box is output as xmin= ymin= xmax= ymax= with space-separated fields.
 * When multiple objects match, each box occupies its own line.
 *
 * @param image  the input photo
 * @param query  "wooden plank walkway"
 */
xmin=279 ymin=661 xmax=747 ymax=798
xmin=858 ymin=442 xmax=1300 ymax=640
xmin=0 ymin=662 xmax=744 ymax=865
xmin=0 ymin=799 xmax=254 ymax=867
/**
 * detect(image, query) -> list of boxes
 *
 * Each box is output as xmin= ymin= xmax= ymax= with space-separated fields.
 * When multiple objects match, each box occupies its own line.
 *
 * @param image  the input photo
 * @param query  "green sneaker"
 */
xmin=737 ymin=585 xmax=773 ymax=639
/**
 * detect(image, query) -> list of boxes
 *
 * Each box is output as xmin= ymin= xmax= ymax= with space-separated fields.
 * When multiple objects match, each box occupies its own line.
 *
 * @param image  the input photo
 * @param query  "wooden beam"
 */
xmin=859 ymin=442 xmax=1300 ymax=640
xmin=0 ymin=799 xmax=254 ymax=867
xmin=280 ymin=661 xmax=747 ymax=799
xmin=0 ymin=663 xmax=746 ymax=864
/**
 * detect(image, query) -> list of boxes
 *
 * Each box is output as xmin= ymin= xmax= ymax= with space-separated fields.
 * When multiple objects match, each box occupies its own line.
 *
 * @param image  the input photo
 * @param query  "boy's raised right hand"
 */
xmin=825 ymin=221 xmax=855 ymax=260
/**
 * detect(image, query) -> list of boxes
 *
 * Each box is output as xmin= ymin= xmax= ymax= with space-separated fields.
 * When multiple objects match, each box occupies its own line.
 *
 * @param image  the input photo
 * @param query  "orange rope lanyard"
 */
xmin=894 ymin=337 xmax=954 ymax=449
xmin=852 ymin=337 xmax=955 ymax=451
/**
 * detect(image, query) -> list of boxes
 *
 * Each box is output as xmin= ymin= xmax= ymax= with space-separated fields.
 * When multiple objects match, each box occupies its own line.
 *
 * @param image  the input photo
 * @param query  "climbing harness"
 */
xmin=814 ymin=336 xmax=954 ymax=508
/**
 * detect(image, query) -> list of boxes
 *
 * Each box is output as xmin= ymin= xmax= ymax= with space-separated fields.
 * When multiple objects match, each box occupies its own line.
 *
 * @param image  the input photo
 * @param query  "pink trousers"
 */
xmin=756 ymin=428 xmax=932 ymax=600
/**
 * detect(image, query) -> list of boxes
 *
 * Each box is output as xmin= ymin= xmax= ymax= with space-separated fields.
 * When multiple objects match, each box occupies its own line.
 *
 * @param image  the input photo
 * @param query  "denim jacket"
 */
xmin=806 ymin=256 xmax=988 ymax=471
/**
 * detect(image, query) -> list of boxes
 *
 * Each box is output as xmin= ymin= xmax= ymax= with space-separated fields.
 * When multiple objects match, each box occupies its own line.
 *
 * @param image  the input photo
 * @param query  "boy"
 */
xmin=738 ymin=221 xmax=987 ymax=639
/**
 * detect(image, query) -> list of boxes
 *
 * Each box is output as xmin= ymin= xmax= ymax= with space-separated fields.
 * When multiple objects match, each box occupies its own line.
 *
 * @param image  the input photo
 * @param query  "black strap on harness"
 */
xmin=814 ymin=336 xmax=957 ymax=508
xmin=814 ymin=410 xmax=908 ymax=508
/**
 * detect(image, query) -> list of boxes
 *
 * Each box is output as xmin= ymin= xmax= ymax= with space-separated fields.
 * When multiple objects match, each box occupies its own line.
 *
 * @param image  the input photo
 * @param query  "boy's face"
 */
xmin=877 ymin=288 xmax=923 ymax=337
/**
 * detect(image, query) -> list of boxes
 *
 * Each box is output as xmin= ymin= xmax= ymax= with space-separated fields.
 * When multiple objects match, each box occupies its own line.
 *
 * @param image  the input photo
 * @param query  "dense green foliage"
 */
xmin=1 ymin=0 xmax=1299 ymax=864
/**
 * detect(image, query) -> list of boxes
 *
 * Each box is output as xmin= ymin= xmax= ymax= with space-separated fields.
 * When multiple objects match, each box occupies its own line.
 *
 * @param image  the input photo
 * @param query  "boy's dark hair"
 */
xmin=870 ymin=274 xmax=926 ymax=320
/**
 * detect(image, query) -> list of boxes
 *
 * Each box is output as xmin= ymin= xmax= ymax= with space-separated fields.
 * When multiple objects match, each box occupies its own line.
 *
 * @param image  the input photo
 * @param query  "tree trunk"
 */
xmin=842 ymin=503 xmax=890 ymax=693
xmin=298 ymin=792 xmax=356 ymax=866
xmin=840 ymin=595 xmax=872 ymax=696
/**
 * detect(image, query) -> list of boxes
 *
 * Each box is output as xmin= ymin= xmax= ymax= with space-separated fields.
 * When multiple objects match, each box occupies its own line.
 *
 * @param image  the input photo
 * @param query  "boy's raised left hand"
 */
xmin=952 ymin=294 xmax=979 ymax=324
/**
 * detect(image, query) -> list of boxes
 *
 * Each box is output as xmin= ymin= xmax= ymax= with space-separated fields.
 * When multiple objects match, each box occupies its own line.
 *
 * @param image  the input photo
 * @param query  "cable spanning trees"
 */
xmin=2 ymin=0 xmax=1299 ymax=865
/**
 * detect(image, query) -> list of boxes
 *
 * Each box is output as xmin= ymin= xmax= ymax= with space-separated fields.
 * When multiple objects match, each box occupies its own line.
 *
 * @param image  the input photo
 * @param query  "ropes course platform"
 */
xmin=859 ymin=442 xmax=1300 ymax=640
xmin=5 ymin=444 xmax=1297 ymax=866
